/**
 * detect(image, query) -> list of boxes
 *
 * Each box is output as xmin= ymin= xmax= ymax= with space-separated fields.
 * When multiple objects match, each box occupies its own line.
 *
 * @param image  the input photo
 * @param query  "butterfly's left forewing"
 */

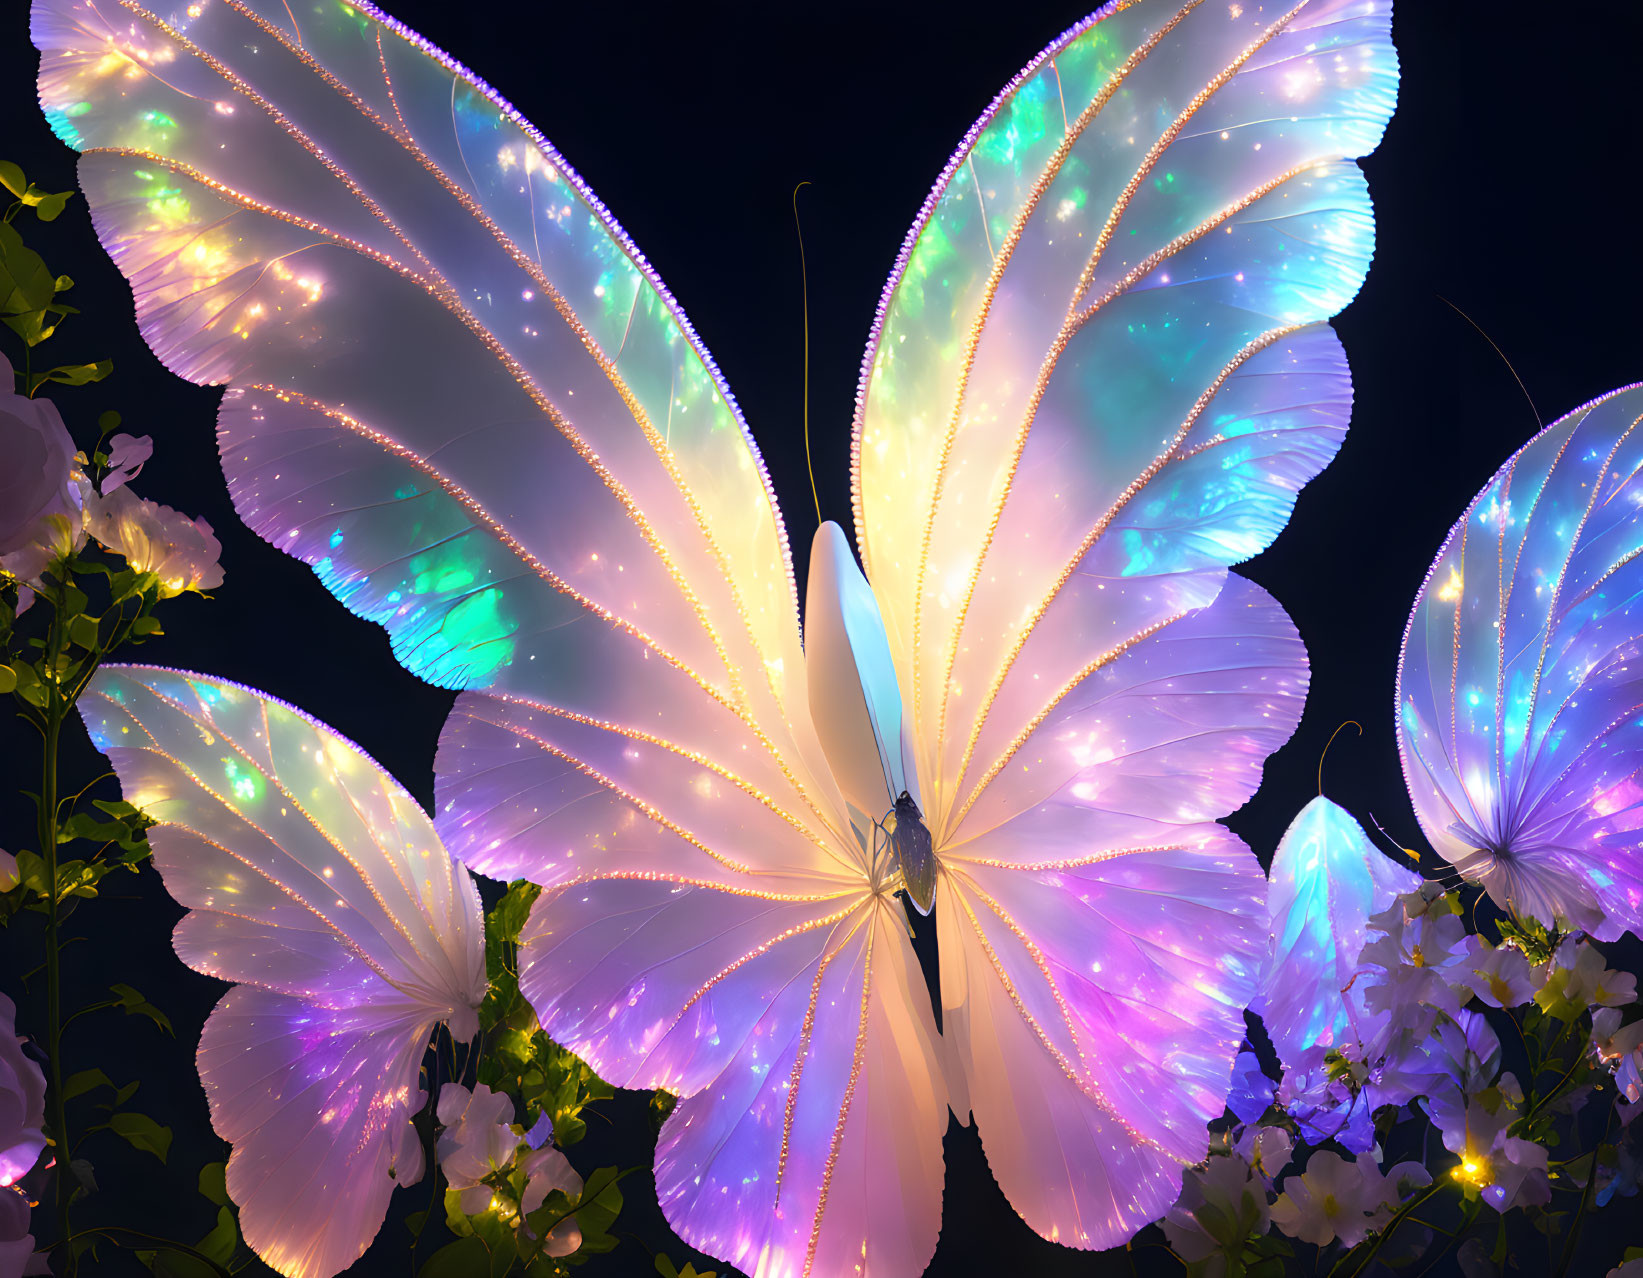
xmin=79 ymin=667 xmax=486 ymax=1278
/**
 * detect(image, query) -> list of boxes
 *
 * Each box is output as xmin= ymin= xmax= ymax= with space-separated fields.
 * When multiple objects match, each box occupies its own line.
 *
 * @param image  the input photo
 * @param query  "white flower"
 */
xmin=1270 ymin=1151 xmax=1382 ymax=1247
xmin=83 ymin=486 xmax=223 ymax=596
xmin=1591 ymin=1009 xmax=1643 ymax=1064
xmin=1559 ymin=943 xmax=1637 ymax=1010
xmin=0 ymin=355 xmax=81 ymax=587
xmin=0 ymin=993 xmax=46 ymax=1189
xmin=435 ymin=1083 xmax=521 ymax=1214
xmin=1462 ymin=941 xmax=1537 ymax=1009
xmin=519 ymin=1143 xmax=583 ymax=1257
xmin=1163 ymin=1153 xmax=1270 ymax=1267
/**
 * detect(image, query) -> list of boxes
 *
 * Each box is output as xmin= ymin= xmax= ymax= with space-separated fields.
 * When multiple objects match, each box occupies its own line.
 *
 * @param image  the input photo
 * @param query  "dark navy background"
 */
xmin=2 ymin=3 xmax=1640 ymax=1275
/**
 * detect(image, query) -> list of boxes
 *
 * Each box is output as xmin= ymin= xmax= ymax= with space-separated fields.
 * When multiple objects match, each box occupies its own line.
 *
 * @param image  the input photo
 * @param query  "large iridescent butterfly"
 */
xmin=34 ymin=0 xmax=1397 ymax=1273
xmin=77 ymin=667 xmax=486 ymax=1278
xmin=1399 ymin=384 xmax=1643 ymax=941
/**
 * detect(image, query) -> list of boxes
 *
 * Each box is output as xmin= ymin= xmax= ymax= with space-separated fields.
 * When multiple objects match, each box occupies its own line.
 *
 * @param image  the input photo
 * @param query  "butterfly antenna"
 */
xmin=1366 ymin=810 xmax=1424 ymax=867
xmin=793 ymin=181 xmax=822 ymax=526
xmin=1317 ymin=719 xmax=1361 ymax=795
xmin=1437 ymin=294 xmax=1542 ymax=430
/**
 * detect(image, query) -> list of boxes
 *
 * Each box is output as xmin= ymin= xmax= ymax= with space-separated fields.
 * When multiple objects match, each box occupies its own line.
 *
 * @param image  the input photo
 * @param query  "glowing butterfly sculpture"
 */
xmin=77 ymin=667 xmax=487 ymax=1278
xmin=1256 ymin=795 xmax=1420 ymax=1065
xmin=35 ymin=0 xmax=1397 ymax=1271
xmin=1399 ymin=384 xmax=1643 ymax=941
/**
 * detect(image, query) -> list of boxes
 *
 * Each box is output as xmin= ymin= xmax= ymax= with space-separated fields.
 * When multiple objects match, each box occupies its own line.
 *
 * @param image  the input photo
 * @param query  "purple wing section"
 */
xmin=1398 ymin=384 xmax=1643 ymax=939
xmin=1256 ymin=796 xmax=1421 ymax=1065
xmin=31 ymin=0 xmax=844 ymax=864
xmin=78 ymin=667 xmax=485 ymax=1278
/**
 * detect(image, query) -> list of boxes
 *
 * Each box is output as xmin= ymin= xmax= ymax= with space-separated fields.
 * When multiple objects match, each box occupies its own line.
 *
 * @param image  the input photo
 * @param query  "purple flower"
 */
xmin=1462 ymin=941 xmax=1536 ymax=1009
xmin=100 ymin=433 xmax=152 ymax=493
xmin=1423 ymin=1077 xmax=1549 ymax=1211
xmin=1358 ymin=898 xmax=1477 ymax=1018
xmin=1426 ymin=1009 xmax=1503 ymax=1096
xmin=1226 ymin=1049 xmax=1276 ymax=1125
xmin=0 ymin=1184 xmax=45 ymax=1276
xmin=1277 ymin=1046 xmax=1375 ymax=1153
xmin=1234 ymin=1123 xmax=1294 ymax=1188
xmin=0 ymin=356 xmax=82 ymax=586
xmin=0 ymin=994 xmax=46 ymax=1189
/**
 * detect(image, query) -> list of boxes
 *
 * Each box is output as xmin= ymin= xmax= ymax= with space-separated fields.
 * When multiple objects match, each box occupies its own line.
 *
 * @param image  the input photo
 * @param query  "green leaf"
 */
xmin=649 ymin=1088 xmax=677 ymax=1135
xmin=0 ymin=162 xmax=25 ymax=199
xmin=196 ymin=1206 xmax=237 ymax=1265
xmin=111 ymin=983 xmax=174 ymax=1035
xmin=39 ymin=359 xmax=113 ymax=389
xmin=0 ymin=220 xmax=59 ymax=314
xmin=656 ymin=1255 xmax=716 ymax=1278
xmin=14 ymin=849 xmax=50 ymax=897
xmin=198 ymin=1161 xmax=229 ymax=1207
xmin=68 ymin=613 xmax=100 ymax=649
xmin=32 ymin=190 xmax=71 ymax=222
xmin=63 ymin=1068 xmax=115 ymax=1102
xmin=418 ymin=1234 xmax=515 ymax=1278
xmin=0 ymin=665 xmax=15 ymax=695
xmin=103 ymin=1111 xmax=172 ymax=1162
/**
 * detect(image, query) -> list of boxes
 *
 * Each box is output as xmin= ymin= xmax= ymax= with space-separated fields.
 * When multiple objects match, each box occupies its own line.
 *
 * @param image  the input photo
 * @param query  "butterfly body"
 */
xmin=889 ymin=790 xmax=937 ymax=916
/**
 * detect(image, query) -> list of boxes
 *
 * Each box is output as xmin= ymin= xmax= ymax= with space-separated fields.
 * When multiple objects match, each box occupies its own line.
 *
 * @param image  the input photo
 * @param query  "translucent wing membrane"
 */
xmin=854 ymin=0 xmax=1394 ymax=824
xmin=1257 ymin=797 xmax=1420 ymax=1064
xmin=32 ymin=0 xmax=842 ymax=851
xmin=39 ymin=0 xmax=1400 ymax=1267
xmin=853 ymin=0 xmax=1395 ymax=1247
xmin=1398 ymin=385 xmax=1643 ymax=940
xmin=78 ymin=667 xmax=486 ymax=1278
xmin=436 ymin=699 xmax=950 ymax=1277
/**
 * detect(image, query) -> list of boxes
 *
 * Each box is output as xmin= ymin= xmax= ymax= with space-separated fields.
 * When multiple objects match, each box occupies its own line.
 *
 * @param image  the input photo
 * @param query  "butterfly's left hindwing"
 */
xmin=78 ymin=667 xmax=486 ymax=1278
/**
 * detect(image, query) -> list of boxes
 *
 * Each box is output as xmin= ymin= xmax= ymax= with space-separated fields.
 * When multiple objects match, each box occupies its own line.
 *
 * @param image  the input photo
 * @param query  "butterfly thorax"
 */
xmin=888 ymin=791 xmax=936 ymax=917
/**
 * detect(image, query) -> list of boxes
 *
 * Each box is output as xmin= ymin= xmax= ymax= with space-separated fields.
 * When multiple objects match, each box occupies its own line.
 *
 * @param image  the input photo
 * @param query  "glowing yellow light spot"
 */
xmin=1436 ymin=566 xmax=1464 ymax=602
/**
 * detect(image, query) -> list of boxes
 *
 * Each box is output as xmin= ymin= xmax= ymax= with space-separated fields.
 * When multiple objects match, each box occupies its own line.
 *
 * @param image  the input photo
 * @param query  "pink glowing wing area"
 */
xmin=440 ymin=704 xmax=949 ymax=1278
xmin=30 ymin=0 xmax=848 ymax=873
xmin=850 ymin=0 xmax=1395 ymax=1246
xmin=1255 ymin=796 xmax=1421 ymax=1065
xmin=1398 ymin=385 xmax=1643 ymax=940
xmin=853 ymin=0 xmax=1396 ymax=817
xmin=936 ymin=575 xmax=1304 ymax=1244
xmin=77 ymin=666 xmax=486 ymax=1278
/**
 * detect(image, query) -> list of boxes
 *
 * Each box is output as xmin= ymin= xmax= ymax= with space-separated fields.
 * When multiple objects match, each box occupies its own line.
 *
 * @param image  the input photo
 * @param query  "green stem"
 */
xmin=64 ymin=1227 xmax=232 ymax=1277
xmin=1554 ymin=1093 xmax=1619 ymax=1278
xmin=39 ymin=592 xmax=73 ymax=1276
xmin=1331 ymin=1179 xmax=1447 ymax=1278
